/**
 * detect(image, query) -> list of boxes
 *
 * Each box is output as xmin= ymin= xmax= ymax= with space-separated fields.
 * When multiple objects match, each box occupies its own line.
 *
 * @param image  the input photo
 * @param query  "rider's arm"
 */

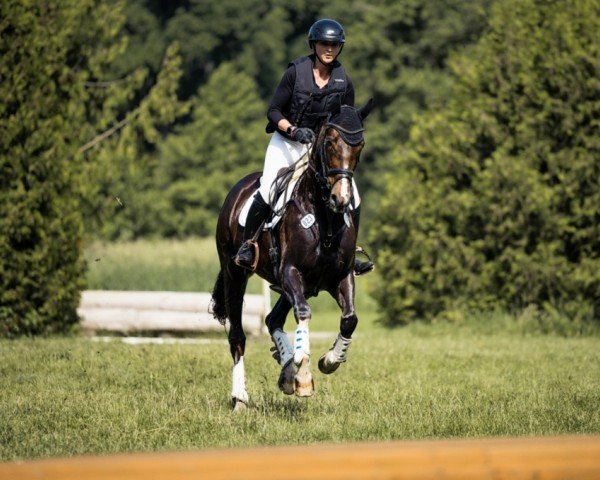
xmin=267 ymin=66 xmax=296 ymax=135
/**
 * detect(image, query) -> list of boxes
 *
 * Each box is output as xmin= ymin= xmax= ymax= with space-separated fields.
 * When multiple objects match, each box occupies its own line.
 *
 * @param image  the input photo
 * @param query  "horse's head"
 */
xmin=314 ymin=99 xmax=373 ymax=212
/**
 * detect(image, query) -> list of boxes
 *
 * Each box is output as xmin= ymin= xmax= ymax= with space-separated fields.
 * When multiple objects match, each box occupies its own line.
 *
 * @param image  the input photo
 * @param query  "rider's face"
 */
xmin=315 ymin=41 xmax=341 ymax=65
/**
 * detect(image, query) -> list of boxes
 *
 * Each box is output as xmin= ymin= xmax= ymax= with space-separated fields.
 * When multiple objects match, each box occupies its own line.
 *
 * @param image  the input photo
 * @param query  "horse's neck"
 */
xmin=297 ymin=161 xmax=324 ymax=211
xmin=297 ymin=163 xmax=343 ymax=226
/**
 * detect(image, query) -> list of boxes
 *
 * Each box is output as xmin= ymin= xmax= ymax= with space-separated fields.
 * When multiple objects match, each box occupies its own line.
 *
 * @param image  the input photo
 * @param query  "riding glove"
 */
xmin=292 ymin=127 xmax=315 ymax=145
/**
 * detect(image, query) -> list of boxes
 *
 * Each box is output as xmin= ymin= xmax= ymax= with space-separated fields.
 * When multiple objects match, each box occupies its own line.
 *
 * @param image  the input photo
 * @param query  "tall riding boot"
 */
xmin=352 ymin=206 xmax=375 ymax=276
xmin=234 ymin=194 xmax=271 ymax=270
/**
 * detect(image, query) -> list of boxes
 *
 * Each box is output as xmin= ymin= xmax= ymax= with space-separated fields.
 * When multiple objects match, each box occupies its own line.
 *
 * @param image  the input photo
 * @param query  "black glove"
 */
xmin=291 ymin=127 xmax=315 ymax=144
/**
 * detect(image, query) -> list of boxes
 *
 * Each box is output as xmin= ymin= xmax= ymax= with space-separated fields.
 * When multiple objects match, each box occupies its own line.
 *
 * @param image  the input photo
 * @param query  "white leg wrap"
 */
xmin=271 ymin=328 xmax=294 ymax=367
xmin=231 ymin=357 xmax=248 ymax=404
xmin=329 ymin=334 xmax=352 ymax=363
xmin=294 ymin=324 xmax=310 ymax=364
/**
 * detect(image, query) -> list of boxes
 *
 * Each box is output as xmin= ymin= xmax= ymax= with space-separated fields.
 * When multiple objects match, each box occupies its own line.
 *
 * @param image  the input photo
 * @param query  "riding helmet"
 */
xmin=308 ymin=19 xmax=345 ymax=48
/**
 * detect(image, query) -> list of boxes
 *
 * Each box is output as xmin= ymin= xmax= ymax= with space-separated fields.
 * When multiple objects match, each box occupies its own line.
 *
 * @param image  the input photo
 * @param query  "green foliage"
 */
xmin=0 ymin=1 xmax=188 ymax=336
xmin=0 ymin=0 xmax=125 ymax=336
xmin=97 ymin=0 xmax=492 ymax=239
xmin=371 ymin=0 xmax=600 ymax=326
xmin=326 ymin=0 xmax=492 ymax=160
xmin=154 ymin=62 xmax=265 ymax=237
xmin=162 ymin=0 xmax=298 ymax=98
xmin=85 ymin=43 xmax=190 ymax=239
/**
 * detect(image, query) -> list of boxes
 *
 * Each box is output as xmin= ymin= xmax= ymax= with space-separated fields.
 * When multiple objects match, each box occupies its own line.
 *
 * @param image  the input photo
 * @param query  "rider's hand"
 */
xmin=292 ymin=127 xmax=315 ymax=145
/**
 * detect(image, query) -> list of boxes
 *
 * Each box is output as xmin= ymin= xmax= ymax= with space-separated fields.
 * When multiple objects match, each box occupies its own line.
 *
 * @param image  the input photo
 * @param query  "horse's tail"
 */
xmin=210 ymin=269 xmax=228 ymax=325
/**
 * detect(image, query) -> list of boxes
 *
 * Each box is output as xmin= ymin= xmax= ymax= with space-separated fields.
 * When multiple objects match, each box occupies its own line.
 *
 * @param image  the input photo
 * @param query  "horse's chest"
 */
xmin=304 ymin=246 xmax=351 ymax=283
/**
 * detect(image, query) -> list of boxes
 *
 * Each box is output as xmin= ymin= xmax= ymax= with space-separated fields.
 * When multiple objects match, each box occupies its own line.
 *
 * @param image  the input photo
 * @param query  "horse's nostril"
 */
xmin=331 ymin=194 xmax=339 ymax=206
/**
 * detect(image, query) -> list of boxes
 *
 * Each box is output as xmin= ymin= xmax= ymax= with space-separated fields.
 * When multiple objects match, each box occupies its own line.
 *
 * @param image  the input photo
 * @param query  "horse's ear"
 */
xmin=357 ymin=98 xmax=374 ymax=121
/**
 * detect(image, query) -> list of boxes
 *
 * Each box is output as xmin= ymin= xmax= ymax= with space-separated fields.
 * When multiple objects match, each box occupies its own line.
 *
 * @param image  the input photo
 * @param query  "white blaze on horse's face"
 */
xmin=326 ymin=130 xmax=364 ymax=212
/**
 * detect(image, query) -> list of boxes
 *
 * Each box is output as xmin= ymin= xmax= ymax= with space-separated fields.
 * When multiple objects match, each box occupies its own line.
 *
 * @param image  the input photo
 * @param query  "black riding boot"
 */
xmin=352 ymin=206 xmax=375 ymax=276
xmin=234 ymin=194 xmax=271 ymax=270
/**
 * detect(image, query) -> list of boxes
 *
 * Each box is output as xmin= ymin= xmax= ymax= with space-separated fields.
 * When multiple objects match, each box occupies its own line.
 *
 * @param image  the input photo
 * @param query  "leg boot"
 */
xmin=352 ymin=206 xmax=374 ymax=276
xmin=234 ymin=194 xmax=271 ymax=270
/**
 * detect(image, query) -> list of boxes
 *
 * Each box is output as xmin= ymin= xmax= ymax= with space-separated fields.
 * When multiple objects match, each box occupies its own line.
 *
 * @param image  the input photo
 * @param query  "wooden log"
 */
xmin=79 ymin=291 xmax=264 ymax=314
xmin=78 ymin=291 xmax=264 ymax=335
xmin=1 ymin=436 xmax=598 ymax=480
xmin=78 ymin=308 xmax=262 ymax=335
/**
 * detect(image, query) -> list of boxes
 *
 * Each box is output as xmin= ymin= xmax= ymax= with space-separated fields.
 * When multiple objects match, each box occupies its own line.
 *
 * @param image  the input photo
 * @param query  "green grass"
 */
xmin=1 ymin=326 xmax=599 ymax=461
xmin=85 ymin=237 xmax=228 ymax=293
xmin=10 ymin=238 xmax=590 ymax=462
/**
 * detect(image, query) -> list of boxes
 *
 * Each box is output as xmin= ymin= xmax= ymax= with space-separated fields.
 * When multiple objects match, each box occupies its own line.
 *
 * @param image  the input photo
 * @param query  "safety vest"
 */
xmin=267 ymin=56 xmax=349 ymax=133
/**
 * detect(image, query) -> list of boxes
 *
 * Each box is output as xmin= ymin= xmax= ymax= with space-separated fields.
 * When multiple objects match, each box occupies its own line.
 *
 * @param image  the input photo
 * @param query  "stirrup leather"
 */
xmin=234 ymin=240 xmax=260 ymax=271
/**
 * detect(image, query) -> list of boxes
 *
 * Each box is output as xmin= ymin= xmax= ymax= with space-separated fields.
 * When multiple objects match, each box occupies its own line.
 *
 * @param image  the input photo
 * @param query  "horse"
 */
xmin=211 ymin=100 xmax=373 ymax=410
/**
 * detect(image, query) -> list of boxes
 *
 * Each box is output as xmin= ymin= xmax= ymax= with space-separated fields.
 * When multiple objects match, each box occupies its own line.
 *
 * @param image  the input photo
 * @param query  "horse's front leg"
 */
xmin=282 ymin=266 xmax=314 ymax=397
xmin=319 ymin=273 xmax=357 ymax=374
xmin=266 ymin=296 xmax=295 ymax=395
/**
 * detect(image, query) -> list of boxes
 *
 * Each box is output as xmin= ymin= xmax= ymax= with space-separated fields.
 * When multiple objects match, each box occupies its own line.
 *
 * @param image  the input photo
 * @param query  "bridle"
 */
xmin=311 ymin=117 xmax=364 ymax=201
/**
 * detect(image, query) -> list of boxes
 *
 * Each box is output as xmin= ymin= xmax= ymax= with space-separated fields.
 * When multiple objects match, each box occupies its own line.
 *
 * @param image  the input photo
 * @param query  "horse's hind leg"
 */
xmin=319 ymin=274 xmax=357 ymax=374
xmin=282 ymin=266 xmax=314 ymax=397
xmin=224 ymin=268 xmax=250 ymax=411
xmin=266 ymin=296 xmax=294 ymax=395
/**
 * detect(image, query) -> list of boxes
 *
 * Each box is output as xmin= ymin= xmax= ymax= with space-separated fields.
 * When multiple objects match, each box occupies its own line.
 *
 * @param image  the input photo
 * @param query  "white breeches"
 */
xmin=258 ymin=132 xmax=361 ymax=207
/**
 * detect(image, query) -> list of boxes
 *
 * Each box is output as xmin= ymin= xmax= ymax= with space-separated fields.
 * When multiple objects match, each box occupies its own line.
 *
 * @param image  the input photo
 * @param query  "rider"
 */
xmin=234 ymin=18 xmax=374 ymax=275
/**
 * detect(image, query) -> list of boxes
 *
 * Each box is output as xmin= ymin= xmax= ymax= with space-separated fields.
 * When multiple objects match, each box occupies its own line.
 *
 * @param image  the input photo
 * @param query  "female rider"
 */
xmin=234 ymin=19 xmax=373 ymax=275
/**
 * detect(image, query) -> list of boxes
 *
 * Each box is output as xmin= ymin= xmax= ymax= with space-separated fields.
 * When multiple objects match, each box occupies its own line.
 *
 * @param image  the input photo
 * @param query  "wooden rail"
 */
xmin=78 ymin=290 xmax=269 ymax=336
xmin=2 ymin=436 xmax=599 ymax=480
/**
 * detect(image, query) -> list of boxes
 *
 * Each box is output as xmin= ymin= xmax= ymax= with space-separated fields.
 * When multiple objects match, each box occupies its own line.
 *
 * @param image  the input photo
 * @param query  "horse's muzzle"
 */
xmin=329 ymin=177 xmax=353 ymax=212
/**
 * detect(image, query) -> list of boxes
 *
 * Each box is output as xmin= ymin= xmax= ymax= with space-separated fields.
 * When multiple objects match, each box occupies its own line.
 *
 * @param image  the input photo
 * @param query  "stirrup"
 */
xmin=354 ymin=246 xmax=374 ymax=277
xmin=233 ymin=240 xmax=260 ymax=272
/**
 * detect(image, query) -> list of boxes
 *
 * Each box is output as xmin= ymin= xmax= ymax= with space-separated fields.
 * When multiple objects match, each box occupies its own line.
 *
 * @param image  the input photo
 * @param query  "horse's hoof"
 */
xmin=318 ymin=352 xmax=341 ymax=374
xmin=294 ymin=356 xmax=314 ymax=397
xmin=278 ymin=359 xmax=295 ymax=395
xmin=231 ymin=397 xmax=248 ymax=412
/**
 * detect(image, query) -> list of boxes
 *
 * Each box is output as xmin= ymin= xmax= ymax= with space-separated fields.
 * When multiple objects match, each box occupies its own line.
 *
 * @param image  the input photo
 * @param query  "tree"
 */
xmin=321 ymin=0 xmax=493 ymax=186
xmin=152 ymin=62 xmax=266 ymax=237
xmin=83 ymin=0 xmax=493 ymax=239
xmin=370 ymin=0 xmax=600 ymax=326
xmin=81 ymin=42 xmax=190 ymax=239
xmin=0 ymin=1 xmax=187 ymax=336
xmin=0 ymin=0 xmax=122 ymax=335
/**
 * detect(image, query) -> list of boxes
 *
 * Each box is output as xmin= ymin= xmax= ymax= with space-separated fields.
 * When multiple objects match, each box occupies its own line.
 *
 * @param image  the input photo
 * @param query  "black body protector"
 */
xmin=267 ymin=56 xmax=348 ymax=134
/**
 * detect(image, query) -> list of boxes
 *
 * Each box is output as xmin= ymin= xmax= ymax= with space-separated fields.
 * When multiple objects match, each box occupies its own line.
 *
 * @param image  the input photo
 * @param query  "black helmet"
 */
xmin=308 ymin=19 xmax=345 ymax=47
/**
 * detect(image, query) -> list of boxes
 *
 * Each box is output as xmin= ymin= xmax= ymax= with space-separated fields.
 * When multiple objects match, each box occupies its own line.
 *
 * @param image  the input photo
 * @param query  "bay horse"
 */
xmin=211 ymin=100 xmax=373 ymax=410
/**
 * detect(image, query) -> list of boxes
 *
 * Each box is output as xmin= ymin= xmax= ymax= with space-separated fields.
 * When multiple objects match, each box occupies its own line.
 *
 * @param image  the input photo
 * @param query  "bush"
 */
xmin=370 ymin=0 xmax=600 ymax=327
xmin=0 ymin=2 xmax=105 ymax=336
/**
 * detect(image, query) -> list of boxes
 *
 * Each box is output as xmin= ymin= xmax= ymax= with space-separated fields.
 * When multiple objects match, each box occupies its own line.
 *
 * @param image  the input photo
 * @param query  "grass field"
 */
xmin=1 ymin=326 xmax=599 ymax=461
xmin=1 ymin=238 xmax=597 ymax=462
